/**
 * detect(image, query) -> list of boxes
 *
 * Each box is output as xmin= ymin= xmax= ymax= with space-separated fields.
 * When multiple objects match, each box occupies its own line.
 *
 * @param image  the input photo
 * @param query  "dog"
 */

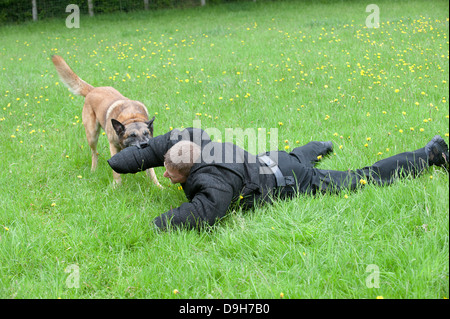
xmin=51 ymin=55 xmax=161 ymax=187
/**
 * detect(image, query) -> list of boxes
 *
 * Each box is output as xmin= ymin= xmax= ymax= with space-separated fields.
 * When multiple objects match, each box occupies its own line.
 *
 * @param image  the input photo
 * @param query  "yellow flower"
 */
xmin=317 ymin=155 xmax=322 ymax=160
xmin=344 ymin=194 xmax=349 ymax=199
xmin=360 ymin=179 xmax=367 ymax=185
xmin=376 ymin=296 xmax=384 ymax=299
xmin=280 ymin=292 xmax=285 ymax=298
xmin=51 ymin=203 xmax=56 ymax=207
xmin=173 ymin=289 xmax=180 ymax=295
xmin=3 ymin=226 xmax=9 ymax=231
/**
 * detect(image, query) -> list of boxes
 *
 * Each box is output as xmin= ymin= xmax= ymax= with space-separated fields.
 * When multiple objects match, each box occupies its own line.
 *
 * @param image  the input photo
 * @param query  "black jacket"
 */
xmin=107 ymin=128 xmax=277 ymax=230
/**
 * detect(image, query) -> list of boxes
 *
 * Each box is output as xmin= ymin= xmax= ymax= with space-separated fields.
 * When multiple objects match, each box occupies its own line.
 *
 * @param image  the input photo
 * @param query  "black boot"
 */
xmin=289 ymin=141 xmax=333 ymax=167
xmin=320 ymin=141 xmax=334 ymax=155
xmin=425 ymin=135 xmax=449 ymax=169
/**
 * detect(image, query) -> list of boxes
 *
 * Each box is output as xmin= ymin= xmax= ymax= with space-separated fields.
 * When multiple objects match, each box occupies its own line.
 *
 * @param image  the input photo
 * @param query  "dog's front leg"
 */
xmin=109 ymin=144 xmax=122 ymax=185
xmin=146 ymin=168 xmax=163 ymax=188
xmin=112 ymin=170 xmax=122 ymax=186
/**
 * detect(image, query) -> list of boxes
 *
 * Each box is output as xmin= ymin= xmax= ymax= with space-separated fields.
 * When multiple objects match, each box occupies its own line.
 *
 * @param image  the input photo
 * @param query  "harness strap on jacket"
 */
xmin=258 ymin=155 xmax=295 ymax=187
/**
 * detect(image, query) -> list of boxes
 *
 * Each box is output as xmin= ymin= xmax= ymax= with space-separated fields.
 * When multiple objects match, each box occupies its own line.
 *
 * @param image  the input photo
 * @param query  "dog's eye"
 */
xmin=129 ymin=133 xmax=137 ymax=138
xmin=144 ymin=131 xmax=149 ymax=136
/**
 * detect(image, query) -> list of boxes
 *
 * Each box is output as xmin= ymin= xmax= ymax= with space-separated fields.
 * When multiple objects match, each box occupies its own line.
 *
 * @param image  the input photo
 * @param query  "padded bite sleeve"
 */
xmin=107 ymin=128 xmax=211 ymax=174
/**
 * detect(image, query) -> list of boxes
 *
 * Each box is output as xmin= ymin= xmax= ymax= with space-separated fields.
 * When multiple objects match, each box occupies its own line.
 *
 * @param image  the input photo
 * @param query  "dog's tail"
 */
xmin=51 ymin=55 xmax=94 ymax=97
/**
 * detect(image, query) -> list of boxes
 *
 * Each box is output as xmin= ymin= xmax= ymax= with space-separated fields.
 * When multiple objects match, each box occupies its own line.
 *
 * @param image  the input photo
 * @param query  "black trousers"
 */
xmin=282 ymin=141 xmax=430 ymax=196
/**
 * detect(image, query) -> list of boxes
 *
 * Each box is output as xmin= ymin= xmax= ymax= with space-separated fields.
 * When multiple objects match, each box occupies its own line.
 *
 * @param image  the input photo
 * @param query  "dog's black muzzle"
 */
xmin=136 ymin=141 xmax=150 ymax=149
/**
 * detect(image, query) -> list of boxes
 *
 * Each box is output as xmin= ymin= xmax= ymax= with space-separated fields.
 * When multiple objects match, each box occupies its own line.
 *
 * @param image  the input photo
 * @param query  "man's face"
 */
xmin=163 ymin=164 xmax=187 ymax=184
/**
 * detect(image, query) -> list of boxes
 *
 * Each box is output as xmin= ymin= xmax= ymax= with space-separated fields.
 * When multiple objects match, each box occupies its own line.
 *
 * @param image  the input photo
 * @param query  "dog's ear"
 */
xmin=111 ymin=119 xmax=125 ymax=137
xmin=146 ymin=116 xmax=155 ymax=136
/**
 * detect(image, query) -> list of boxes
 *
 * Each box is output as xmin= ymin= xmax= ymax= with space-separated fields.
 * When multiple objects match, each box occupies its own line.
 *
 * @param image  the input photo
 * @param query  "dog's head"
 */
xmin=111 ymin=116 xmax=155 ymax=149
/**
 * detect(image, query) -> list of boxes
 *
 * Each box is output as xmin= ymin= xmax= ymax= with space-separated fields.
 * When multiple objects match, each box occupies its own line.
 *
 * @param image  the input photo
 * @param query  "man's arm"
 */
xmin=153 ymin=174 xmax=236 ymax=230
xmin=107 ymin=131 xmax=172 ymax=174
xmin=107 ymin=127 xmax=211 ymax=174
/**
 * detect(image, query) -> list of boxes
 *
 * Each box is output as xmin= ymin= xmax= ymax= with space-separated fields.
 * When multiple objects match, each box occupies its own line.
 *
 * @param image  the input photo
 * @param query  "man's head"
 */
xmin=163 ymin=141 xmax=201 ymax=184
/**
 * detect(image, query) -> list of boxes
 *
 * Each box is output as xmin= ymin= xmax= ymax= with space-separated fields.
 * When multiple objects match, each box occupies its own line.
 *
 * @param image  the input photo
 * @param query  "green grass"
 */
xmin=0 ymin=0 xmax=448 ymax=299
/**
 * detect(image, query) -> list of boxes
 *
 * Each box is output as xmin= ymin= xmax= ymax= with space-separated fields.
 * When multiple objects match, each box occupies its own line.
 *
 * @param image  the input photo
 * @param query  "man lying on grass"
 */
xmin=108 ymin=128 xmax=449 ymax=230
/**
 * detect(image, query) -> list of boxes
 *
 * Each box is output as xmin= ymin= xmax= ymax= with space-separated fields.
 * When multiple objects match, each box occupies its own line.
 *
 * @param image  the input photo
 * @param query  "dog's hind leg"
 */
xmin=82 ymin=104 xmax=101 ymax=171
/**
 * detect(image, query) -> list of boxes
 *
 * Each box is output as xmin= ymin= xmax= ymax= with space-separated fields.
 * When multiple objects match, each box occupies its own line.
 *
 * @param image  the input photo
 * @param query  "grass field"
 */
xmin=0 ymin=0 xmax=448 ymax=299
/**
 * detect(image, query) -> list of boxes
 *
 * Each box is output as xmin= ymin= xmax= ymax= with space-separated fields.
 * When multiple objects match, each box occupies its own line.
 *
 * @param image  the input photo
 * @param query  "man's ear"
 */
xmin=146 ymin=116 xmax=155 ymax=136
xmin=111 ymin=119 xmax=125 ymax=137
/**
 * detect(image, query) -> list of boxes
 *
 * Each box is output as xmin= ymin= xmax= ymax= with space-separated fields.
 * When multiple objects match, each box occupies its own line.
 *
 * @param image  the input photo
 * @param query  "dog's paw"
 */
xmin=112 ymin=180 xmax=122 ymax=189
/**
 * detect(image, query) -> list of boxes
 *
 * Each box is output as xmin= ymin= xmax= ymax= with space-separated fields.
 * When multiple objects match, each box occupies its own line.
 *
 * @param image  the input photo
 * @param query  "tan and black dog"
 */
xmin=51 ymin=55 xmax=161 ymax=186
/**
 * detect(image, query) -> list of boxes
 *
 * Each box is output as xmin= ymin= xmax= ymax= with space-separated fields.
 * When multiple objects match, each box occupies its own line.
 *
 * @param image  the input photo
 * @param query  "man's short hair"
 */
xmin=164 ymin=141 xmax=201 ymax=176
